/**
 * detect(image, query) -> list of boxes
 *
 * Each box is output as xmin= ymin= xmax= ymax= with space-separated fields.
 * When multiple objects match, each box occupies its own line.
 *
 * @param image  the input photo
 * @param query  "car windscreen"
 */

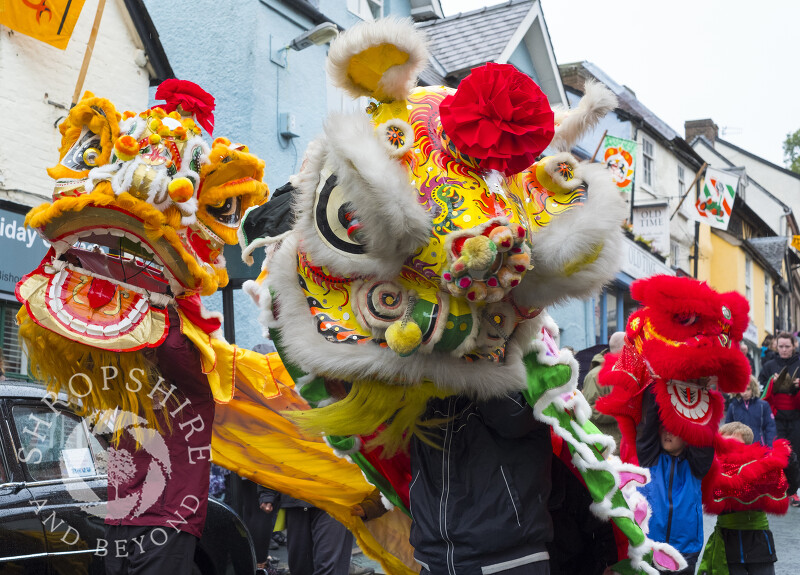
xmin=12 ymin=404 xmax=106 ymax=481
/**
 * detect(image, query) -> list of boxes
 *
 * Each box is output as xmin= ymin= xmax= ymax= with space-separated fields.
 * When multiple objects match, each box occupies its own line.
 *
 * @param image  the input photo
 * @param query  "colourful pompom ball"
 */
xmin=168 ymin=177 xmax=195 ymax=203
xmin=115 ymin=135 xmax=140 ymax=161
xmin=385 ymin=320 xmax=422 ymax=357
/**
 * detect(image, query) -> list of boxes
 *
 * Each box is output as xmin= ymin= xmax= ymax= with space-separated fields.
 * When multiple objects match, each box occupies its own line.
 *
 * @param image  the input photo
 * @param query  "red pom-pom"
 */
xmin=154 ymin=79 xmax=216 ymax=136
xmin=438 ymin=63 xmax=554 ymax=176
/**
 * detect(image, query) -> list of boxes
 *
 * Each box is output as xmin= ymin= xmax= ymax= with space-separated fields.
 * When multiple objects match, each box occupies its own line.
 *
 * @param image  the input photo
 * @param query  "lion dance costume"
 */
xmin=17 ymin=18 xmax=702 ymax=575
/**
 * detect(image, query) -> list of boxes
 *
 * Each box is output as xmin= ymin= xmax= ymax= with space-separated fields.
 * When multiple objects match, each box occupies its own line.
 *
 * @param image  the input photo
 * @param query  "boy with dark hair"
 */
xmin=637 ymin=389 xmax=714 ymax=575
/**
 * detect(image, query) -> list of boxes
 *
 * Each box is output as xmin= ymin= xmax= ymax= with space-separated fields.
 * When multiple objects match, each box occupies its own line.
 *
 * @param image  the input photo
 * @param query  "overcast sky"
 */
xmin=438 ymin=0 xmax=798 ymax=168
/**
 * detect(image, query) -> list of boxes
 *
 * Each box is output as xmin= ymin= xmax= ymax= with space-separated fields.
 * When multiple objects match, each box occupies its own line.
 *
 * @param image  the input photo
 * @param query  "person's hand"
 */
xmin=260 ymin=502 xmax=273 ymax=514
xmin=350 ymin=504 xmax=365 ymax=517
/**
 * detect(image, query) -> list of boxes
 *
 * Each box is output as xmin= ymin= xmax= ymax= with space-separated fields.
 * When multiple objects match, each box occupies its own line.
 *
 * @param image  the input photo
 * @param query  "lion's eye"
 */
xmin=675 ymin=313 xmax=698 ymax=326
xmin=62 ymin=128 xmax=103 ymax=171
xmin=206 ymin=196 xmax=242 ymax=227
xmin=313 ymin=172 xmax=366 ymax=256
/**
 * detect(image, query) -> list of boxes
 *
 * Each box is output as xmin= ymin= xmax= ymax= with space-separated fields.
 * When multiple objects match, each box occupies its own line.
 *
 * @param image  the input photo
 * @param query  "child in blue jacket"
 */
xmin=637 ymin=388 xmax=715 ymax=575
xmin=726 ymin=376 xmax=776 ymax=446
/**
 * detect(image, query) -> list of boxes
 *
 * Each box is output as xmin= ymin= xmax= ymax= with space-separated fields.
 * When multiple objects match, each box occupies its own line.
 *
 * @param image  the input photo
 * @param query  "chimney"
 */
xmin=685 ymin=119 xmax=719 ymax=146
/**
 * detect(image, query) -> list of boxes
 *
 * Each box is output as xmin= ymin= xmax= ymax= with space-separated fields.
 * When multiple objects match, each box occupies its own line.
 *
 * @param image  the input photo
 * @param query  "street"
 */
xmin=269 ymin=509 xmax=800 ymax=575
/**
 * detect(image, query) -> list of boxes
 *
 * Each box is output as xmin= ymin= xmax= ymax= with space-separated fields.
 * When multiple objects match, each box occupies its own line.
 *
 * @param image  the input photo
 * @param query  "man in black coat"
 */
xmin=409 ymin=393 xmax=553 ymax=575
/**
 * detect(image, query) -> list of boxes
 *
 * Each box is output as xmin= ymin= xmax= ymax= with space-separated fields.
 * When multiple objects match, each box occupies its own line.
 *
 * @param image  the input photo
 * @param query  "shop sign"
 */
xmin=0 ymin=207 xmax=50 ymax=294
xmin=621 ymin=237 xmax=673 ymax=280
xmin=633 ymin=203 xmax=670 ymax=256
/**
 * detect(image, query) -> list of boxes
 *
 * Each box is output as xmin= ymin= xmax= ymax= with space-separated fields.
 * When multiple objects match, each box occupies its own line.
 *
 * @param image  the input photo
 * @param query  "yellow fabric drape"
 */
xmin=178 ymin=315 xmax=415 ymax=574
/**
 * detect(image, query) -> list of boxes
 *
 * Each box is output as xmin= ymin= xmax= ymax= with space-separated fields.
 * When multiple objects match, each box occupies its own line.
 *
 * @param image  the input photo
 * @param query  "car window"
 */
xmin=12 ymin=405 xmax=101 ymax=481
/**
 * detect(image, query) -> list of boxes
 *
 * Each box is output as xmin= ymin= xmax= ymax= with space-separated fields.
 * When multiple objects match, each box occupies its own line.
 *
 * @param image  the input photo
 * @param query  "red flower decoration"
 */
xmin=154 ymin=79 xmax=216 ymax=136
xmin=439 ymin=63 xmax=554 ymax=176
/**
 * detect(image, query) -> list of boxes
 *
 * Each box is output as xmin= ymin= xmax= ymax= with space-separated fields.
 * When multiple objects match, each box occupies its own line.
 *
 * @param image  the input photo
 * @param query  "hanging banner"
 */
xmin=792 ymin=236 xmax=800 ymax=251
xmin=602 ymin=135 xmax=637 ymax=193
xmin=690 ymin=167 xmax=739 ymax=230
xmin=0 ymin=0 xmax=87 ymax=50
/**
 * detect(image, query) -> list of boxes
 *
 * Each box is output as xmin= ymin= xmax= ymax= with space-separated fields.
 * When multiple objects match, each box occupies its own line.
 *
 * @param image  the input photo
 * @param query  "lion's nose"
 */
xmin=442 ymin=223 xmax=531 ymax=303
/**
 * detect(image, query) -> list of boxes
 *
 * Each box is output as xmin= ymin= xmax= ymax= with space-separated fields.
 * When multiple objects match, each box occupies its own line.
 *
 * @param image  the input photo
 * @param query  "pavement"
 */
xmin=266 ymin=508 xmax=800 ymax=575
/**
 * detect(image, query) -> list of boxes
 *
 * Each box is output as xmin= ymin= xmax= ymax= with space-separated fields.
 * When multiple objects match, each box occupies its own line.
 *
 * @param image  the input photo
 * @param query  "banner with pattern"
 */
xmin=602 ymin=135 xmax=637 ymax=193
xmin=689 ymin=167 xmax=739 ymax=230
xmin=0 ymin=0 xmax=87 ymax=50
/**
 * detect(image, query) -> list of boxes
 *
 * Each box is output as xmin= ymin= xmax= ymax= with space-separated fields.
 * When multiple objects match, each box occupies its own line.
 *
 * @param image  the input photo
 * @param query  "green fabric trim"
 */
xmin=269 ymin=325 xmax=307 ymax=384
xmin=349 ymin=452 xmax=410 ymax=517
xmin=718 ymin=510 xmax=769 ymax=530
xmin=522 ymin=350 xmax=649 ymax=568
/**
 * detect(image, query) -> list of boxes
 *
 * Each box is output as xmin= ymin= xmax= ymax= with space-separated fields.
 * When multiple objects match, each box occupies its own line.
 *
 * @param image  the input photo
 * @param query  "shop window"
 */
xmin=1 ymin=300 xmax=26 ymax=379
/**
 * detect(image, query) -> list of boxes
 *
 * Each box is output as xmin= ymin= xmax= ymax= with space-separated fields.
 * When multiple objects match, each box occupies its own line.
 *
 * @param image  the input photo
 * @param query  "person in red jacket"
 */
xmin=760 ymin=332 xmax=800 ymax=506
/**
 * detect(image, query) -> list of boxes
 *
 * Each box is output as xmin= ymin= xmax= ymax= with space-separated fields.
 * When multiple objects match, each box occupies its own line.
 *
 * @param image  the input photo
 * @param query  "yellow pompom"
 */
xmin=168 ymin=177 xmax=195 ymax=203
xmin=460 ymin=235 xmax=497 ymax=271
xmin=385 ymin=320 xmax=422 ymax=357
xmin=149 ymin=133 xmax=162 ymax=145
xmin=213 ymin=136 xmax=231 ymax=147
xmin=114 ymin=135 xmax=140 ymax=161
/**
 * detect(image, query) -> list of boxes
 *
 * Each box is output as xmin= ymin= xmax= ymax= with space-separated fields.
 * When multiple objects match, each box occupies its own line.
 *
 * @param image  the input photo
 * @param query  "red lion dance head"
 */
xmin=598 ymin=275 xmax=751 ymax=460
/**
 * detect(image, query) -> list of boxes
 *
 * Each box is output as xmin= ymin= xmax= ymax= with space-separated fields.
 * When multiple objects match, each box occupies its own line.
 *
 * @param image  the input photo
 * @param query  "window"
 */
xmin=765 ymin=276 xmax=772 ymax=332
xmin=744 ymin=256 xmax=753 ymax=309
xmin=670 ymin=241 xmax=680 ymax=267
xmin=677 ymin=165 xmax=686 ymax=197
xmin=642 ymin=138 xmax=654 ymax=187
xmin=348 ymin=0 xmax=383 ymax=20
xmin=13 ymin=405 xmax=106 ymax=481
xmin=1 ymin=300 xmax=27 ymax=378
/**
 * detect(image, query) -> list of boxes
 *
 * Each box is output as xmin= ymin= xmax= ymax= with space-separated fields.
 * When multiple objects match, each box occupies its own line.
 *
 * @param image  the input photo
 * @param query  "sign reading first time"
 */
xmin=0 ymin=207 xmax=50 ymax=295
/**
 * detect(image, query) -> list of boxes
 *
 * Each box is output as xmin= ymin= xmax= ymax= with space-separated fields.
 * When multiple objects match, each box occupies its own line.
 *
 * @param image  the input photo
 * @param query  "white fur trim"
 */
xmin=240 ymin=233 xmax=291 ymax=265
xmin=379 ymin=494 xmax=395 ymax=511
xmin=550 ymin=80 xmax=618 ymax=152
xmin=292 ymin=113 xmax=431 ymax=280
xmin=265 ymin=233 xmax=533 ymax=398
xmin=516 ymin=161 xmax=626 ymax=309
xmin=326 ymin=17 xmax=429 ymax=102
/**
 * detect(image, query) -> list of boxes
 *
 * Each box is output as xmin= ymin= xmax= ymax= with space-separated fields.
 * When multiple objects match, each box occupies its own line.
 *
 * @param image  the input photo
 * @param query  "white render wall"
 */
xmin=633 ymin=129 xmax=696 ymax=271
xmin=692 ymin=142 xmax=787 ymax=236
xmin=0 ymin=0 xmax=151 ymax=206
xmin=716 ymin=141 xmax=800 ymax=217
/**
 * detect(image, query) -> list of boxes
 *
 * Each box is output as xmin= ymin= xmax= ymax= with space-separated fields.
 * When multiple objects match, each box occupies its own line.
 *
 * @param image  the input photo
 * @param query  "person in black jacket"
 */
xmin=759 ymin=332 xmax=800 ymax=500
xmin=257 ymin=488 xmax=354 ymax=575
xmin=409 ymin=392 xmax=552 ymax=575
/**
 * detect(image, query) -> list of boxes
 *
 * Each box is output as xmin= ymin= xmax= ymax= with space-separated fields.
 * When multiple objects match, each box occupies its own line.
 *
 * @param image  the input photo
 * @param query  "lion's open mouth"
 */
xmin=42 ymin=205 xmax=199 ymax=293
xmin=53 ymin=228 xmax=171 ymax=295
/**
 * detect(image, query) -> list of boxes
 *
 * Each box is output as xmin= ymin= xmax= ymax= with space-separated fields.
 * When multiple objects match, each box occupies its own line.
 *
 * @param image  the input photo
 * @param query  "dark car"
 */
xmin=0 ymin=379 xmax=257 ymax=574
